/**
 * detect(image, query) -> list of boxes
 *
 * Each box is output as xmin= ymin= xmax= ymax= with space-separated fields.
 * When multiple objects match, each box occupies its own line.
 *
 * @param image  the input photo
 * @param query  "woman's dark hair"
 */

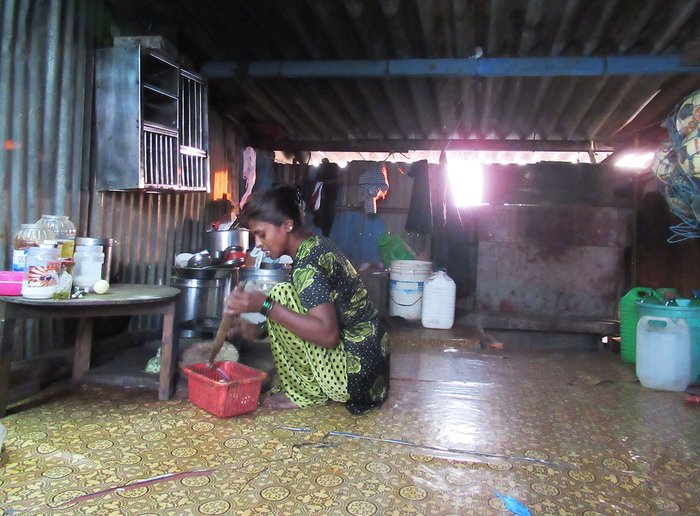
xmin=240 ymin=184 xmax=304 ymax=228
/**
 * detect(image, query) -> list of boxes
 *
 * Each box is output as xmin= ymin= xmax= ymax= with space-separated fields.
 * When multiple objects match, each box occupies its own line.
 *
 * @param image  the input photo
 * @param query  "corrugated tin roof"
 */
xmin=104 ymin=0 xmax=700 ymax=157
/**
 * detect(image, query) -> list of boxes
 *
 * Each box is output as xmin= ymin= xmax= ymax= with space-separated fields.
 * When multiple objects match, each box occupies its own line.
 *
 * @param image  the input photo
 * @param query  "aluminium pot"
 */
xmin=206 ymin=228 xmax=253 ymax=253
xmin=172 ymin=266 xmax=233 ymax=280
xmin=170 ymin=275 xmax=226 ymax=337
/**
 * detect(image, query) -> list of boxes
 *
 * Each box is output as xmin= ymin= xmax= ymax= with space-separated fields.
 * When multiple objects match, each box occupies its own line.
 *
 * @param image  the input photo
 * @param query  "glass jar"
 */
xmin=36 ymin=214 xmax=77 ymax=259
xmin=12 ymin=224 xmax=56 ymax=272
xmin=21 ymin=245 xmax=61 ymax=299
xmin=73 ymin=245 xmax=105 ymax=291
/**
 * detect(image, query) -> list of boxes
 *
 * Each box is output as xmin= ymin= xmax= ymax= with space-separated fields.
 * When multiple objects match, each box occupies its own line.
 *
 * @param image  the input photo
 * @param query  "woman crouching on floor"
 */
xmin=225 ymin=185 xmax=389 ymax=415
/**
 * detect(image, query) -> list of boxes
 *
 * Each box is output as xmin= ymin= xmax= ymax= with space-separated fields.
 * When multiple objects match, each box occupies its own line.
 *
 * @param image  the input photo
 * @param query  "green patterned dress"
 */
xmin=265 ymin=235 xmax=390 ymax=414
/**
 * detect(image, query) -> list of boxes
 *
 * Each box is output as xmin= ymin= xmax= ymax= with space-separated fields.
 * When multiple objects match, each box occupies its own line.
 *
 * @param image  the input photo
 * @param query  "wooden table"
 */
xmin=0 ymin=284 xmax=180 ymax=416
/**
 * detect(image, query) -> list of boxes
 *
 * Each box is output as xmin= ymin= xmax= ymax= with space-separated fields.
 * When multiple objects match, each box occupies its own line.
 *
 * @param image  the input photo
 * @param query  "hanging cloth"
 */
xmin=312 ymin=159 xmax=339 ymax=236
xmin=240 ymin=146 xmax=257 ymax=208
xmin=359 ymin=163 xmax=389 ymax=214
xmin=404 ymin=159 xmax=433 ymax=233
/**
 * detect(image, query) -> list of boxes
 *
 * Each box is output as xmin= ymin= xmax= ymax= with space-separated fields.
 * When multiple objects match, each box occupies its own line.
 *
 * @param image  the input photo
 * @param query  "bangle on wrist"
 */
xmin=259 ymin=296 xmax=275 ymax=316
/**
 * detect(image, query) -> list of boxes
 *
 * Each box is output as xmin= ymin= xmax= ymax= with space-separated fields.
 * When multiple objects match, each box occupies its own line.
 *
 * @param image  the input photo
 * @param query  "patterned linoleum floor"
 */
xmin=1 ymin=331 xmax=700 ymax=515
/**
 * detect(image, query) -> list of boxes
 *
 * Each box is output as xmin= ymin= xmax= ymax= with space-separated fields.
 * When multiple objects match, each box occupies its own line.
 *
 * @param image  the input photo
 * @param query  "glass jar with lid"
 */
xmin=36 ymin=215 xmax=77 ymax=259
xmin=12 ymin=224 xmax=56 ymax=272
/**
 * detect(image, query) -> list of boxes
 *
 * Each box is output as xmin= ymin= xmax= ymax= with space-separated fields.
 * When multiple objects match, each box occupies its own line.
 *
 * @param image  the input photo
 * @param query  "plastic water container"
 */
xmin=636 ymin=299 xmax=700 ymax=383
xmin=619 ymin=287 xmax=654 ymax=364
xmin=636 ymin=316 xmax=691 ymax=391
xmin=421 ymin=269 xmax=456 ymax=329
xmin=389 ymin=260 xmax=432 ymax=320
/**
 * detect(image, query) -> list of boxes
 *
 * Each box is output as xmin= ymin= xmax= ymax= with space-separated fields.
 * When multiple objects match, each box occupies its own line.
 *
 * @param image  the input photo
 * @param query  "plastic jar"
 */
xmin=36 ymin=214 xmax=77 ymax=259
xmin=73 ymin=245 xmax=105 ymax=290
xmin=12 ymin=224 xmax=56 ymax=272
xmin=21 ymin=245 xmax=61 ymax=299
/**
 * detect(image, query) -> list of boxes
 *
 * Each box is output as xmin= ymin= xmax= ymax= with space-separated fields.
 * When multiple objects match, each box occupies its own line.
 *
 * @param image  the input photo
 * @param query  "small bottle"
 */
xmin=53 ymin=258 xmax=74 ymax=300
xmin=12 ymin=224 xmax=56 ymax=272
xmin=36 ymin=214 xmax=77 ymax=259
xmin=662 ymin=291 xmax=679 ymax=306
xmin=639 ymin=289 xmax=661 ymax=305
xmin=73 ymin=245 xmax=104 ymax=291
xmin=689 ymin=290 xmax=700 ymax=307
xmin=22 ymin=244 xmax=60 ymax=299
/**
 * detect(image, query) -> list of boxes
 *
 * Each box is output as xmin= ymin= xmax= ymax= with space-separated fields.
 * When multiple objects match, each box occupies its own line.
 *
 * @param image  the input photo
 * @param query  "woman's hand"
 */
xmin=225 ymin=282 xmax=267 ymax=316
xmin=226 ymin=318 xmax=263 ymax=342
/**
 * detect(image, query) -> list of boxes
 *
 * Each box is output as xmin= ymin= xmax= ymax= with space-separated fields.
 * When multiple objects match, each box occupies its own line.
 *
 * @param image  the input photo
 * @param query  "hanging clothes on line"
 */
xmin=359 ymin=162 xmax=389 ymax=214
xmin=311 ymin=159 xmax=339 ymax=236
xmin=240 ymin=146 xmax=257 ymax=207
xmin=405 ymin=159 xmax=433 ymax=233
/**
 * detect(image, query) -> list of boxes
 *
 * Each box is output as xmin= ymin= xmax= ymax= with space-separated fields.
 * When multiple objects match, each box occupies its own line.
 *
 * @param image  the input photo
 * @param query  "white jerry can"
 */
xmin=421 ymin=269 xmax=456 ymax=329
xmin=636 ymin=315 xmax=692 ymax=392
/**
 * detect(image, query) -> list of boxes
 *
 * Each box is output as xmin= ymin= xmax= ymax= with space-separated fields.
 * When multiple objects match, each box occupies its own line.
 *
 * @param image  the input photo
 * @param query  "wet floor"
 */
xmin=1 ymin=329 xmax=699 ymax=515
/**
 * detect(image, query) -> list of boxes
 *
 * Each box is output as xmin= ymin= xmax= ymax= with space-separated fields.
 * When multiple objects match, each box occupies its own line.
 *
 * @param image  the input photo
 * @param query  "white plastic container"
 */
xmin=421 ymin=269 xmax=456 ymax=329
xmin=21 ymin=246 xmax=60 ymax=299
xmin=73 ymin=245 xmax=105 ymax=290
xmin=636 ymin=315 xmax=692 ymax=392
xmin=389 ymin=260 xmax=432 ymax=320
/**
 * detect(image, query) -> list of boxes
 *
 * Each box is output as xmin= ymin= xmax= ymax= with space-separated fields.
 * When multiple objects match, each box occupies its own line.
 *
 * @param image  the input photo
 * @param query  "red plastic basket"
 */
xmin=182 ymin=361 xmax=267 ymax=417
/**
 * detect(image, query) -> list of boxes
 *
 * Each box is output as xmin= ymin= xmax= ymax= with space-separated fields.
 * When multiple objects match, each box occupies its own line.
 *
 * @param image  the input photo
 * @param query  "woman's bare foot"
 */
xmin=263 ymin=391 xmax=298 ymax=409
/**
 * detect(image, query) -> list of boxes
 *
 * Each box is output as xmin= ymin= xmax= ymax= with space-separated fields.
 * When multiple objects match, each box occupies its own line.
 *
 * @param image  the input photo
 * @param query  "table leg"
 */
xmin=0 ymin=306 xmax=16 ymax=417
xmin=73 ymin=317 xmax=94 ymax=382
xmin=159 ymin=308 xmax=177 ymax=400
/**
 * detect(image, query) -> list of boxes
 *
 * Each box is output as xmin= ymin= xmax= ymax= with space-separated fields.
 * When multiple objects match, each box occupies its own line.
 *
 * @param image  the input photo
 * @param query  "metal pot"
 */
xmin=172 ymin=266 xmax=233 ymax=280
xmin=206 ymin=229 xmax=253 ymax=253
xmin=237 ymin=267 xmax=290 ymax=292
xmin=170 ymin=276 xmax=226 ymax=337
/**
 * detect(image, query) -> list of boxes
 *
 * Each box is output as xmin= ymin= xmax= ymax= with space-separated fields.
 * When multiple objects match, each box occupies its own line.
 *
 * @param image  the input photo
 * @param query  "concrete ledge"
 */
xmin=459 ymin=312 xmax=619 ymax=335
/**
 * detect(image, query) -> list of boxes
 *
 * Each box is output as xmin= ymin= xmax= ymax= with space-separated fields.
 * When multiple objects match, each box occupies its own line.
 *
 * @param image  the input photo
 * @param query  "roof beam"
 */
xmin=201 ymin=55 xmax=700 ymax=79
xmin=259 ymin=138 xmax=613 ymax=153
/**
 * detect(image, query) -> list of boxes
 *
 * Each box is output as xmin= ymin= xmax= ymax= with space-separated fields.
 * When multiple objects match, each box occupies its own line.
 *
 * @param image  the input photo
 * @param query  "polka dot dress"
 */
xmin=265 ymin=235 xmax=390 ymax=414
xmin=267 ymin=282 xmax=349 ymax=407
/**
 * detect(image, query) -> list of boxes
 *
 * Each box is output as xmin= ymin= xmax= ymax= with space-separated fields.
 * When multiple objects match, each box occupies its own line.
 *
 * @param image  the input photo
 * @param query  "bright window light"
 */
xmin=447 ymin=160 xmax=484 ymax=207
xmin=615 ymin=152 xmax=654 ymax=170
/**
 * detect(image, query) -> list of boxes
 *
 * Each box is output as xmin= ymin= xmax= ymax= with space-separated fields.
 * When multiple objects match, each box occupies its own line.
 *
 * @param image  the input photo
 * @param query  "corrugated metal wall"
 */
xmin=0 ymin=0 xmax=100 ymax=360
xmin=1 ymin=1 xmax=243 ymax=361
xmin=1 ymin=0 xmax=97 ymax=268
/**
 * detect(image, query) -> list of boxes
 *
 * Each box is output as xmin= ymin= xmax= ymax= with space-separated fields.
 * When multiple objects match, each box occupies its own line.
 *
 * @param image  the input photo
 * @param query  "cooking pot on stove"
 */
xmin=206 ymin=228 xmax=253 ymax=253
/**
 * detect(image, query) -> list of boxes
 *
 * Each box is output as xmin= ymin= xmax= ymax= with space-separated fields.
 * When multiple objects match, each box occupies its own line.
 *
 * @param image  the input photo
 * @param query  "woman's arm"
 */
xmin=226 ymin=284 xmax=340 ymax=349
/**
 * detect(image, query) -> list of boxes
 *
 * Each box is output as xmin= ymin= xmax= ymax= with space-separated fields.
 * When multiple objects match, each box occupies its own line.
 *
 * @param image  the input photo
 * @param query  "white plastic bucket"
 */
xmin=389 ymin=260 xmax=432 ymax=320
xmin=421 ymin=270 xmax=456 ymax=329
xmin=636 ymin=315 xmax=692 ymax=392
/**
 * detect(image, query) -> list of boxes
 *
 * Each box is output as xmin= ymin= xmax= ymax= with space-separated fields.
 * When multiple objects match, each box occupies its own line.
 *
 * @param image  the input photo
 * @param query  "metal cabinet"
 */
xmin=95 ymin=46 xmax=209 ymax=191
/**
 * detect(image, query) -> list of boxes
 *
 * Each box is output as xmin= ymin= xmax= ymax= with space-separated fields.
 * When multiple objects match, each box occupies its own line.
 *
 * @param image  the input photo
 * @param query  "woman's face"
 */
xmin=249 ymin=218 xmax=290 ymax=260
